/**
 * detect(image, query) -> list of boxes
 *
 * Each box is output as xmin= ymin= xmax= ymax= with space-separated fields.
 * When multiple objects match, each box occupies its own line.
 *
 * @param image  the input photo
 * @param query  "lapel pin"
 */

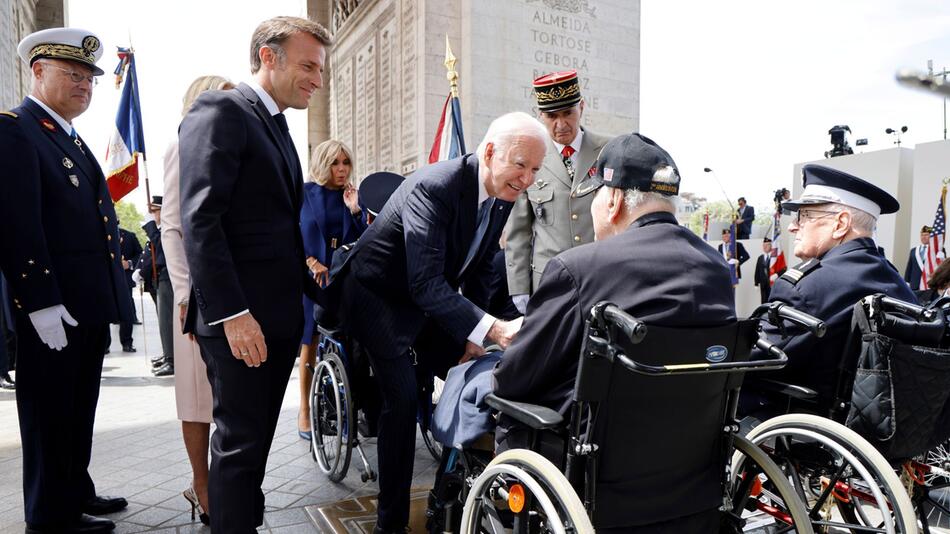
xmin=69 ymin=174 xmax=79 ymax=187
xmin=63 ymin=157 xmax=74 ymax=169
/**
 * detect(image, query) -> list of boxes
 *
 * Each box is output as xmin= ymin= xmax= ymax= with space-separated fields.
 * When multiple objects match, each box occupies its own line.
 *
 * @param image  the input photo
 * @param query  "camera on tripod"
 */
xmin=825 ymin=125 xmax=854 ymax=158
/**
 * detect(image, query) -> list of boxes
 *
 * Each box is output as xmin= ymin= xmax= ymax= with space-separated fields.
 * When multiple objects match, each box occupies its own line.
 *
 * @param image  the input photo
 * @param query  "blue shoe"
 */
xmin=298 ymin=429 xmax=311 ymax=441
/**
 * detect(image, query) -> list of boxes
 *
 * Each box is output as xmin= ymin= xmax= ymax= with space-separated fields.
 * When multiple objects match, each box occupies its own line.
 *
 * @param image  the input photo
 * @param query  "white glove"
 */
xmin=728 ymin=258 xmax=738 ymax=265
xmin=132 ymin=269 xmax=142 ymax=285
xmin=512 ymin=294 xmax=529 ymax=315
xmin=28 ymin=305 xmax=78 ymax=351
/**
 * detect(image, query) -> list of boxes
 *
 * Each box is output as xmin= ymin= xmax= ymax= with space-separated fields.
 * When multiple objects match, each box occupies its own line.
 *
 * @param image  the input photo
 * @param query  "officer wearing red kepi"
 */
xmin=0 ymin=27 xmax=133 ymax=533
xmin=504 ymin=69 xmax=612 ymax=313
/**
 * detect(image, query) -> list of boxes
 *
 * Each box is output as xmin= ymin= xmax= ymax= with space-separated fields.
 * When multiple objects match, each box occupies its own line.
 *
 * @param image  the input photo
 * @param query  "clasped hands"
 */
xmin=459 ymin=316 xmax=524 ymax=364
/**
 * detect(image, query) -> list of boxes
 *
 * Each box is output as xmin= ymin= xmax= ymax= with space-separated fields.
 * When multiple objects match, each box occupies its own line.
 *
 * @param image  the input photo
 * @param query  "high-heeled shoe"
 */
xmin=182 ymin=486 xmax=210 ymax=526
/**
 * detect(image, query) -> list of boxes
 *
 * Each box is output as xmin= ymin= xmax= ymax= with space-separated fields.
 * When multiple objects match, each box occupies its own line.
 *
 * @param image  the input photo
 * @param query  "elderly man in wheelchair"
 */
xmin=427 ymin=134 xmax=828 ymax=533
xmin=733 ymin=166 xmax=950 ymax=534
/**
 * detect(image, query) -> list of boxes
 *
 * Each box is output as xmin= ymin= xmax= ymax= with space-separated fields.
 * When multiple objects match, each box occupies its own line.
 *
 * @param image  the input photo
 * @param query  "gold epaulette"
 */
xmin=0 ymin=111 xmax=17 ymax=119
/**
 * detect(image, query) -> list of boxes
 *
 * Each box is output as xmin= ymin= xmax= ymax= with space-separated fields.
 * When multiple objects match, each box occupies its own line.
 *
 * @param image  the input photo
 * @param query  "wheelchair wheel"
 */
xmin=310 ymin=352 xmax=354 ymax=482
xmin=419 ymin=376 xmax=444 ymax=461
xmin=729 ymin=434 xmax=815 ymax=533
xmin=459 ymin=448 xmax=593 ymax=534
xmin=742 ymin=413 xmax=918 ymax=534
xmin=913 ymin=439 xmax=950 ymax=531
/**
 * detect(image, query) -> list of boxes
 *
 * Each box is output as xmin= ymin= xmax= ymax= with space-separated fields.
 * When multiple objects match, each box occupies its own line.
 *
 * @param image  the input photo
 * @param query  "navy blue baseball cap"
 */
xmin=358 ymin=172 xmax=404 ymax=217
xmin=588 ymin=133 xmax=680 ymax=195
xmin=782 ymin=164 xmax=899 ymax=218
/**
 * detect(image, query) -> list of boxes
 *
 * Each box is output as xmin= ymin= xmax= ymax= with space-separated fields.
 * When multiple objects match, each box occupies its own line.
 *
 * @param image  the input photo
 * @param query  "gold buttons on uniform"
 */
xmin=574 ymin=235 xmax=581 ymax=242
xmin=103 ymin=216 xmax=109 ymax=223
xmin=571 ymin=213 xmax=578 ymax=220
xmin=110 ymin=253 xmax=115 ymax=259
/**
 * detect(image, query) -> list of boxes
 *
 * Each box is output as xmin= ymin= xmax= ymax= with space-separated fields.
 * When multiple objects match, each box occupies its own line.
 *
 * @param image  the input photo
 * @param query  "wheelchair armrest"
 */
xmin=484 ymin=393 xmax=564 ymax=430
xmin=317 ymin=324 xmax=342 ymax=339
xmin=748 ymin=378 xmax=819 ymax=401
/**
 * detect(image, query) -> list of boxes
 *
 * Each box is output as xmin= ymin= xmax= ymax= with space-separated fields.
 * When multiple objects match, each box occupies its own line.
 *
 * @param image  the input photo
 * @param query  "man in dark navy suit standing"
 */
xmin=0 ymin=27 xmax=133 ymax=533
xmin=179 ymin=16 xmax=328 ymax=533
xmin=337 ymin=112 xmax=548 ymax=533
xmin=117 ymin=226 xmax=142 ymax=351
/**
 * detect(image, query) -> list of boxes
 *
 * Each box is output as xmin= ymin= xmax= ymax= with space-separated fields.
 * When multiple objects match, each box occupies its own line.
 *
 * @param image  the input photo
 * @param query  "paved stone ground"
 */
xmin=0 ymin=293 xmax=438 ymax=533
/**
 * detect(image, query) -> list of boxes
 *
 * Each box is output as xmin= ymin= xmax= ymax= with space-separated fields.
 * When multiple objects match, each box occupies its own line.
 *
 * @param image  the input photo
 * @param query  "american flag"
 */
xmin=921 ymin=185 xmax=946 ymax=289
xmin=769 ymin=210 xmax=787 ymax=285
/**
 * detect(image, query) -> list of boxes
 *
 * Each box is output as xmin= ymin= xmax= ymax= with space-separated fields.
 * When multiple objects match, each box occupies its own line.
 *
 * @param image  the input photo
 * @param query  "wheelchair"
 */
xmin=740 ymin=294 xmax=950 ymax=534
xmin=426 ymin=301 xmax=828 ymax=533
xmin=308 ymin=324 xmax=445 ymax=482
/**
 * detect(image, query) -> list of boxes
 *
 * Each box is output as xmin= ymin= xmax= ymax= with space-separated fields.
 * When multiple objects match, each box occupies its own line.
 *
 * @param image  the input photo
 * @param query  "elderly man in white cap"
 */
xmin=743 ymin=164 xmax=916 ymax=416
xmin=0 ymin=28 xmax=133 ymax=533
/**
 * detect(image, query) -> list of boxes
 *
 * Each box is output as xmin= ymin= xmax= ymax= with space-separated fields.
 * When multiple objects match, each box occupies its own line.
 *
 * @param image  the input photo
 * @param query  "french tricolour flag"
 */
xmin=105 ymin=47 xmax=146 ymax=202
xmin=428 ymin=91 xmax=466 ymax=163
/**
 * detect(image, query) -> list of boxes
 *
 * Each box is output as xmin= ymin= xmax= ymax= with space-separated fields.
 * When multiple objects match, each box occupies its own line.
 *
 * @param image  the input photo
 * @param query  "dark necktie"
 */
xmin=273 ymin=113 xmax=292 ymax=149
xmin=561 ymin=145 xmax=576 ymax=181
xmin=272 ymin=112 xmax=303 ymax=181
xmin=460 ymin=198 xmax=495 ymax=276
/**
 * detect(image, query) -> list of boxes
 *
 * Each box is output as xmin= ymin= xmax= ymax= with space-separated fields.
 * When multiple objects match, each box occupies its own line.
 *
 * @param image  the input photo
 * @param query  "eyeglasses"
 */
xmin=795 ymin=209 xmax=839 ymax=225
xmin=40 ymin=62 xmax=98 ymax=86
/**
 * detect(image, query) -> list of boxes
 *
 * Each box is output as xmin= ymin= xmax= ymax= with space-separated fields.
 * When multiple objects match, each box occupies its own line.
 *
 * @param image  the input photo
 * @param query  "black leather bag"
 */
xmin=845 ymin=302 xmax=950 ymax=459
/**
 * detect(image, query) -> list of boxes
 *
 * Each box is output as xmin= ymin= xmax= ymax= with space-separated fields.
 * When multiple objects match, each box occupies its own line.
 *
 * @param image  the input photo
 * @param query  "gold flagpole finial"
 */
xmin=443 ymin=35 xmax=459 ymax=98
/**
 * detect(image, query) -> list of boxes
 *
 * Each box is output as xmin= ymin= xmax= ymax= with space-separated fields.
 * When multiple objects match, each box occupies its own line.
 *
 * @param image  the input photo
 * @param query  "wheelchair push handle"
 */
xmin=602 ymin=304 xmax=648 ymax=344
xmin=875 ymin=294 xmax=937 ymax=321
xmin=752 ymin=302 xmax=826 ymax=337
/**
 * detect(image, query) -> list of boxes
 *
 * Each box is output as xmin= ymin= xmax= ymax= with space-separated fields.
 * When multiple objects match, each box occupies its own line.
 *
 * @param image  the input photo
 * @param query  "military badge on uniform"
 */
xmin=68 ymin=174 xmax=79 ymax=187
xmin=62 ymin=157 xmax=74 ymax=169
xmin=588 ymin=165 xmax=597 ymax=178
xmin=40 ymin=118 xmax=56 ymax=132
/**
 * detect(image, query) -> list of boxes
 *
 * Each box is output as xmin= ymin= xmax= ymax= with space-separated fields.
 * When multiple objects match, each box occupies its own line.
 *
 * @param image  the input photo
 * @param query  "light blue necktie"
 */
xmin=460 ymin=198 xmax=495 ymax=276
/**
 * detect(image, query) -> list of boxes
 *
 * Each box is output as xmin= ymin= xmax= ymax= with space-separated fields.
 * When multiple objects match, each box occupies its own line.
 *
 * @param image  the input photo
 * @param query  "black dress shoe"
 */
xmin=83 ymin=495 xmax=128 ymax=515
xmin=26 ymin=513 xmax=116 ymax=533
xmin=121 ymin=344 xmax=136 ymax=353
xmin=150 ymin=354 xmax=165 ymax=365
xmin=132 ymin=319 xmax=142 ymax=325
xmin=0 ymin=373 xmax=14 ymax=390
xmin=152 ymin=362 xmax=174 ymax=377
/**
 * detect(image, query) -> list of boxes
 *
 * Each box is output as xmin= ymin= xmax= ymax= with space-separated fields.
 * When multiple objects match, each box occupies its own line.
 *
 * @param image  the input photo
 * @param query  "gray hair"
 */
xmin=249 ymin=16 xmax=332 ymax=74
xmin=835 ymin=204 xmax=876 ymax=235
xmin=476 ymin=112 xmax=548 ymax=159
xmin=621 ymin=189 xmax=677 ymax=214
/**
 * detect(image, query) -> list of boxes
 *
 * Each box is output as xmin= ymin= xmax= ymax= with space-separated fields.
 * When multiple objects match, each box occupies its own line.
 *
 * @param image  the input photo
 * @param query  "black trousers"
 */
xmin=118 ymin=284 xmax=137 ymax=346
xmin=156 ymin=271 xmax=174 ymax=363
xmin=197 ymin=333 xmax=298 ymax=534
xmin=15 ymin=315 xmax=108 ymax=526
xmin=368 ymin=352 xmax=418 ymax=531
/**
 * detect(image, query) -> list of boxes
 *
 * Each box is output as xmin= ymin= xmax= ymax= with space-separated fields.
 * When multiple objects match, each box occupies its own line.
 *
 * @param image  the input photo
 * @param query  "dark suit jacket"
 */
xmin=757 ymin=238 xmax=916 ymax=403
xmin=119 ymin=228 xmax=142 ymax=289
xmin=904 ymin=245 xmax=925 ymax=289
xmin=178 ymin=83 xmax=317 ymax=340
xmin=141 ymin=220 xmax=165 ymax=272
xmin=338 ymin=154 xmax=510 ymax=362
xmin=717 ymin=241 xmax=750 ymax=278
xmin=0 ymin=97 xmax=132 ymax=324
xmin=737 ymin=204 xmax=754 ymax=238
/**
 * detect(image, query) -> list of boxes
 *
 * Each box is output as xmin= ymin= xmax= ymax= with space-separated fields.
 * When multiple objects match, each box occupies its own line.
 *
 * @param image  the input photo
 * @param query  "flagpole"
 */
xmin=444 ymin=35 xmax=459 ymax=99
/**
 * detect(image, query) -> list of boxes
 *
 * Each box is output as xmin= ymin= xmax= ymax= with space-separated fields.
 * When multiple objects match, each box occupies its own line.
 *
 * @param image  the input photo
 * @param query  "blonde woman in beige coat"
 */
xmin=161 ymin=75 xmax=234 ymax=526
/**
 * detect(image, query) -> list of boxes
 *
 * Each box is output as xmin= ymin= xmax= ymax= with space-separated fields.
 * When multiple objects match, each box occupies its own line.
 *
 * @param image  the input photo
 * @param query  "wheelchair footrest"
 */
xmin=485 ymin=393 xmax=563 ymax=430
